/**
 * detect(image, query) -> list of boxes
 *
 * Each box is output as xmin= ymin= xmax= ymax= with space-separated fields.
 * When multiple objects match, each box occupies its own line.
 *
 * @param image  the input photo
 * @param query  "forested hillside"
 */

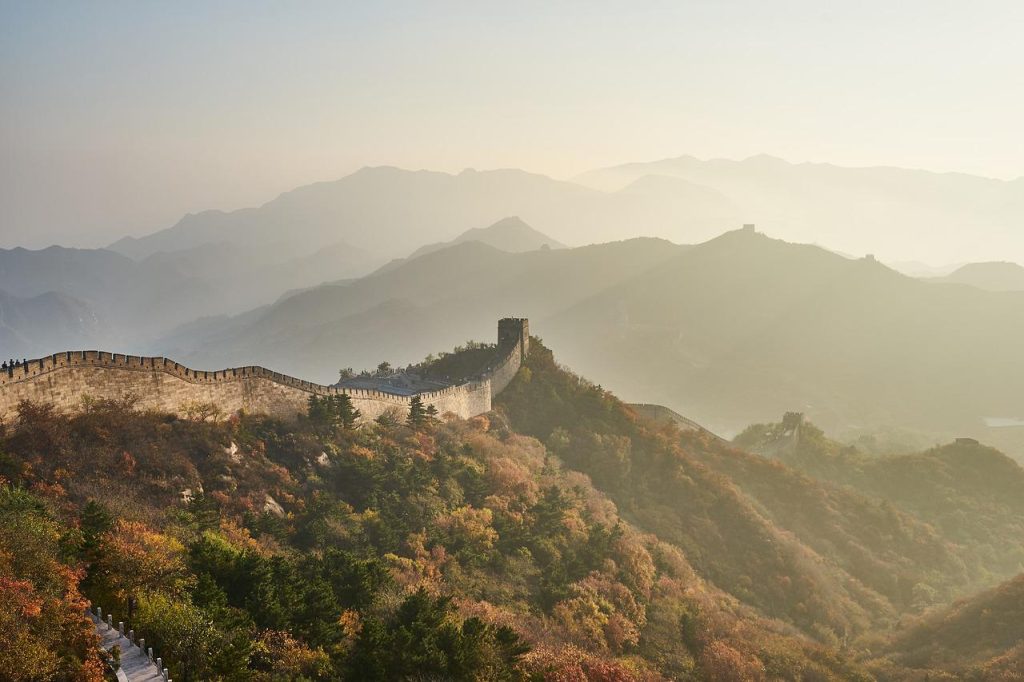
xmin=736 ymin=417 xmax=1024 ymax=584
xmin=876 ymin=574 xmax=1024 ymax=679
xmin=0 ymin=397 xmax=870 ymax=679
xmin=1 ymin=340 xmax=1021 ymax=679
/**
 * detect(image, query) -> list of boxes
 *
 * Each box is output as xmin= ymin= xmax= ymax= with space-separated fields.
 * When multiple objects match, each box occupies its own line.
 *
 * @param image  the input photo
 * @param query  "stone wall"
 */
xmin=0 ymin=319 xmax=527 ymax=423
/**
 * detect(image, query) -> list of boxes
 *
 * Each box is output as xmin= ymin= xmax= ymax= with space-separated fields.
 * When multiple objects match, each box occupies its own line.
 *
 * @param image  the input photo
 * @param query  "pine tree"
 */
xmin=335 ymin=393 xmax=362 ymax=430
xmin=407 ymin=396 xmax=427 ymax=427
xmin=307 ymin=395 xmax=332 ymax=428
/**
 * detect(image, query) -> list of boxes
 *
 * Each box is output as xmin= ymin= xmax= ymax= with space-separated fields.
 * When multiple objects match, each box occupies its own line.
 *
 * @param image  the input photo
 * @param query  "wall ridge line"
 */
xmin=0 ymin=319 xmax=529 ymax=423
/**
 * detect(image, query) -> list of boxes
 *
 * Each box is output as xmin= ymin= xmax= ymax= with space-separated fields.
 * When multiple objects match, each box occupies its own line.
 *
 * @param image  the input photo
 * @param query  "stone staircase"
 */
xmin=89 ymin=607 xmax=166 ymax=682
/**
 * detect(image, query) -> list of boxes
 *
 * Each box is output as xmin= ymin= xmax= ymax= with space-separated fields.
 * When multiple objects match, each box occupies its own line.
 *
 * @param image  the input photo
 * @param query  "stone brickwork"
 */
xmin=0 ymin=319 xmax=528 ymax=423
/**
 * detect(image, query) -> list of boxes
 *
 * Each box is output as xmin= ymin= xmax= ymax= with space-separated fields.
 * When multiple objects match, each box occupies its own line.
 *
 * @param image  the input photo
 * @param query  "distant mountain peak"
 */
xmin=937 ymin=260 xmax=1024 ymax=291
xmin=742 ymin=153 xmax=789 ymax=165
xmin=479 ymin=215 xmax=528 ymax=229
xmin=455 ymin=216 xmax=565 ymax=248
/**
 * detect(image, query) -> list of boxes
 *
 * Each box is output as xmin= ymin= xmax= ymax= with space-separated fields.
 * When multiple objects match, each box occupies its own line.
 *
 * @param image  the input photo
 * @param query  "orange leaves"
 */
xmin=0 ymin=489 xmax=105 ymax=681
xmin=0 ymin=577 xmax=44 ymax=618
xmin=698 ymin=641 xmax=766 ymax=682
xmin=521 ymin=643 xmax=655 ymax=682
xmin=349 ymin=444 xmax=377 ymax=461
xmin=100 ymin=520 xmax=191 ymax=597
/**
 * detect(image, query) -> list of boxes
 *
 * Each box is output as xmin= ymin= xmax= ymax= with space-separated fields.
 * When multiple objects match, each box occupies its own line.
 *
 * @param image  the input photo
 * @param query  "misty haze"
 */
xmin=2 ymin=2 xmax=1023 ymax=681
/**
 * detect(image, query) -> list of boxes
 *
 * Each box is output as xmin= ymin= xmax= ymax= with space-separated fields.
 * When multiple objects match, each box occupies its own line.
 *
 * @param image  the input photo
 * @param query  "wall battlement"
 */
xmin=0 ymin=318 xmax=529 ymax=423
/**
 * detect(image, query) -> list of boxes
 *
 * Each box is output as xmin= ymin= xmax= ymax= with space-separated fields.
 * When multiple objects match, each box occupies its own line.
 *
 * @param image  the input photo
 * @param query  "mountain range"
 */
xmin=107 ymin=165 xmax=737 ymax=261
xmin=575 ymin=154 xmax=1024 ymax=264
xmin=100 ymin=156 xmax=1024 ymax=267
xmin=6 ymin=155 xmax=1024 ymax=459
xmin=147 ymin=224 xmax=1024 ymax=458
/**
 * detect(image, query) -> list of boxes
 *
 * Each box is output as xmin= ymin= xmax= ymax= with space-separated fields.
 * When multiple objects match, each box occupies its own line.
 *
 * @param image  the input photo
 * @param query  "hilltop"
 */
xmin=372 ymin=216 xmax=566 ymax=276
xmin=932 ymin=261 xmax=1024 ymax=291
xmin=407 ymin=216 xmax=567 ymax=258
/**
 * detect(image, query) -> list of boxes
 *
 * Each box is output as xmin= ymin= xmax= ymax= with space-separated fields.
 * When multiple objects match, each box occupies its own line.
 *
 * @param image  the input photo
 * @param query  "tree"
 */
xmin=407 ymin=396 xmax=428 ymax=428
xmin=79 ymin=499 xmax=113 ymax=595
xmin=345 ymin=588 xmax=529 ymax=680
xmin=334 ymin=394 xmax=361 ymax=430
xmin=133 ymin=591 xmax=216 ymax=681
xmin=307 ymin=395 xmax=332 ymax=428
xmin=181 ymin=400 xmax=223 ymax=423
xmin=308 ymin=394 xmax=362 ymax=431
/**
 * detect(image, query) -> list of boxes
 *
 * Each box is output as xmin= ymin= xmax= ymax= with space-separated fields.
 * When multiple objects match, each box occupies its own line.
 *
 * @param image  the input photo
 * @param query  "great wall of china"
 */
xmin=0 ymin=318 xmax=529 ymax=423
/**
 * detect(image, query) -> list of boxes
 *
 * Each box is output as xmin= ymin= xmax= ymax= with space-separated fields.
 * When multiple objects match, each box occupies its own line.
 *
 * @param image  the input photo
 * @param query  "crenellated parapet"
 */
xmin=0 ymin=319 xmax=529 ymax=423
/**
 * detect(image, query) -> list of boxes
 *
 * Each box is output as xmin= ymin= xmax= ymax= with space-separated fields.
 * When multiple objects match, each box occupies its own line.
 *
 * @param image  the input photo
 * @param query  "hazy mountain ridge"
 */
xmin=0 ymin=289 xmax=103 ymax=357
xmin=932 ymin=260 xmax=1024 ymax=291
xmin=0 ymin=237 xmax=382 ymax=356
xmin=107 ymin=165 xmax=740 ymax=263
xmin=539 ymin=228 xmax=1024 ymax=453
xmin=575 ymin=154 xmax=1024 ymax=263
xmin=157 ymin=237 xmax=685 ymax=381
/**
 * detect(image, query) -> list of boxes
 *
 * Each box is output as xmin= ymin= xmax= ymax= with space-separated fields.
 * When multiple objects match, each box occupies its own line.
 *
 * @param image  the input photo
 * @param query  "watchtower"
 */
xmin=498 ymin=318 xmax=530 ymax=359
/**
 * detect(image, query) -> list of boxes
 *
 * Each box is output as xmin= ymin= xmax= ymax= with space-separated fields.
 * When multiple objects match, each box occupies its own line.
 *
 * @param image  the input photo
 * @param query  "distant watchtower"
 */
xmin=498 ymin=318 xmax=530 ymax=360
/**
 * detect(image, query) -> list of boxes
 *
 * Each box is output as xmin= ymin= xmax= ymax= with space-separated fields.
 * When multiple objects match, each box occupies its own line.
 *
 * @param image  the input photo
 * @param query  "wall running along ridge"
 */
xmin=0 ymin=318 xmax=529 ymax=423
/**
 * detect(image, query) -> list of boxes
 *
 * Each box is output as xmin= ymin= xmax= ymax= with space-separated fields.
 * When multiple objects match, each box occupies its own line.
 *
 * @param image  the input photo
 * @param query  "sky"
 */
xmin=2 ymin=0 xmax=1023 ymax=248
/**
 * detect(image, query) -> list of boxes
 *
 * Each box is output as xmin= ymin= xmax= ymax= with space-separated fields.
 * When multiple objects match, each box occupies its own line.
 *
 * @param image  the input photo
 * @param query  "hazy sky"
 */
xmin=2 ymin=0 xmax=1023 ymax=248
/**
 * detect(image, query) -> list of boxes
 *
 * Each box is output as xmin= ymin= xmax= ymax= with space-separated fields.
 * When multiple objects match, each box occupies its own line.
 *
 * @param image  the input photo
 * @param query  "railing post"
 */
xmin=118 ymin=621 xmax=124 ymax=636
